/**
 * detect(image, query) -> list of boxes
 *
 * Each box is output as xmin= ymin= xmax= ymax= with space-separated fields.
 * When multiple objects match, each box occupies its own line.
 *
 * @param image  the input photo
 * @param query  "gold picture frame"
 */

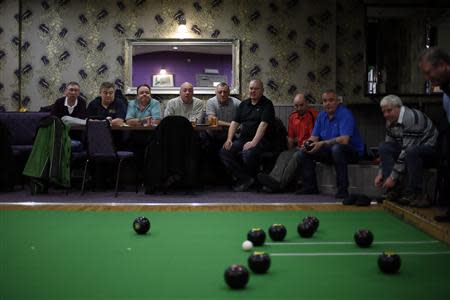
xmin=152 ymin=74 xmax=174 ymax=87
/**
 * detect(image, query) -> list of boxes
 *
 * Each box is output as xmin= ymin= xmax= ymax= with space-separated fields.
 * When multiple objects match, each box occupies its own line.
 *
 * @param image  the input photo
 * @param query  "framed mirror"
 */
xmin=124 ymin=39 xmax=240 ymax=95
xmin=365 ymin=4 xmax=450 ymax=96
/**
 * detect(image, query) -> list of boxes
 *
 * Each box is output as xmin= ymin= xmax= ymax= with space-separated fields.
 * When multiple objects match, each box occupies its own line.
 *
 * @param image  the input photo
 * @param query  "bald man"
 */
xmin=164 ymin=82 xmax=204 ymax=121
xmin=219 ymin=79 xmax=275 ymax=192
xmin=257 ymin=93 xmax=318 ymax=192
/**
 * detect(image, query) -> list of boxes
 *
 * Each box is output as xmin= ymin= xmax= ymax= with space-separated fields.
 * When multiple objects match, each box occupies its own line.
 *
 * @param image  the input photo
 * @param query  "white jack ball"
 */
xmin=242 ymin=240 xmax=253 ymax=251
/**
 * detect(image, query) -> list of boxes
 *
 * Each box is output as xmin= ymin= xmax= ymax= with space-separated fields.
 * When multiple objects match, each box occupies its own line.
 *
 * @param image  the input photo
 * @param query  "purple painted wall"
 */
xmin=132 ymin=51 xmax=232 ymax=87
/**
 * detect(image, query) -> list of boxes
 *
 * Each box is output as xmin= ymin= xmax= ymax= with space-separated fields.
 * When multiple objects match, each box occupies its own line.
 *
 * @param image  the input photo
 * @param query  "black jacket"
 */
xmin=144 ymin=116 xmax=200 ymax=193
xmin=0 ymin=121 xmax=15 ymax=191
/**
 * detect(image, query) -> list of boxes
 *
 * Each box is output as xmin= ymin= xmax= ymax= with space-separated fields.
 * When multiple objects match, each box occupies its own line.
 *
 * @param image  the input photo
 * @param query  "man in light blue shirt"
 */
xmin=125 ymin=84 xmax=161 ymax=182
xmin=126 ymin=84 xmax=161 ymax=126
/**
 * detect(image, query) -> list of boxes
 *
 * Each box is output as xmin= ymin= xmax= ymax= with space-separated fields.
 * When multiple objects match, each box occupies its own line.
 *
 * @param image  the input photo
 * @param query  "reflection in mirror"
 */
xmin=365 ymin=5 xmax=450 ymax=95
xmin=124 ymin=39 xmax=240 ymax=95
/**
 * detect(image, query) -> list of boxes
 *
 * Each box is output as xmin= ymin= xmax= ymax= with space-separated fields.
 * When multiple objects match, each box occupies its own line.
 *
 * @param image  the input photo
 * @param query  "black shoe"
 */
xmin=355 ymin=194 xmax=371 ymax=206
xmin=260 ymin=186 xmax=274 ymax=193
xmin=257 ymin=173 xmax=281 ymax=191
xmin=342 ymin=194 xmax=357 ymax=205
xmin=434 ymin=210 xmax=450 ymax=222
xmin=295 ymin=187 xmax=319 ymax=195
xmin=233 ymin=177 xmax=255 ymax=192
xmin=398 ymin=192 xmax=415 ymax=206
xmin=385 ymin=185 xmax=404 ymax=202
xmin=335 ymin=190 xmax=349 ymax=199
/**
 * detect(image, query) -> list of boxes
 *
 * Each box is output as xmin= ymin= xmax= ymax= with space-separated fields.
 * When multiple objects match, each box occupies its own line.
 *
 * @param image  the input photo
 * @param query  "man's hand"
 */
xmin=111 ymin=118 xmax=124 ymax=127
xmin=382 ymin=176 xmax=395 ymax=189
xmin=126 ymin=119 xmax=141 ymax=127
xmin=243 ymin=141 xmax=256 ymax=151
xmin=223 ymin=140 xmax=233 ymax=150
xmin=306 ymin=141 xmax=324 ymax=153
xmin=374 ymin=174 xmax=383 ymax=188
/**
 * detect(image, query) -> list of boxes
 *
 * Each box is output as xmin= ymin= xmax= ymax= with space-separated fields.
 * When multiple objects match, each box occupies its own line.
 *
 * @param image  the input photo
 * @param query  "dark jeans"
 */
xmin=378 ymin=141 xmax=437 ymax=194
xmin=219 ymin=138 xmax=272 ymax=182
xmin=127 ymin=131 xmax=155 ymax=181
xmin=295 ymin=144 xmax=360 ymax=193
xmin=199 ymin=129 xmax=231 ymax=185
xmin=199 ymin=130 xmax=228 ymax=155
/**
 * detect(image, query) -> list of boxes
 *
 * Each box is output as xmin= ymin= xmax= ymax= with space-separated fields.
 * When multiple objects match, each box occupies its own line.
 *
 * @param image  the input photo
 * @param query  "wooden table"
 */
xmin=70 ymin=124 xmax=225 ymax=131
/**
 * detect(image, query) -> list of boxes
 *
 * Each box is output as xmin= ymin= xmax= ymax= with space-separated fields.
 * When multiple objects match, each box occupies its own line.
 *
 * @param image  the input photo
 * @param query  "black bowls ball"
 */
xmin=133 ymin=216 xmax=150 ymax=234
xmin=247 ymin=228 xmax=266 ymax=246
xmin=248 ymin=252 xmax=271 ymax=274
xmin=297 ymin=221 xmax=315 ymax=238
xmin=303 ymin=216 xmax=319 ymax=232
xmin=304 ymin=140 xmax=314 ymax=151
xmin=378 ymin=252 xmax=401 ymax=274
xmin=224 ymin=264 xmax=250 ymax=289
xmin=354 ymin=229 xmax=374 ymax=248
xmin=268 ymin=224 xmax=287 ymax=241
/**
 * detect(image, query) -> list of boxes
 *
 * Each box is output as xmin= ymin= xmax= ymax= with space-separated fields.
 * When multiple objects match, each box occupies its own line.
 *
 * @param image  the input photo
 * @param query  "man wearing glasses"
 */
xmin=51 ymin=81 xmax=86 ymax=120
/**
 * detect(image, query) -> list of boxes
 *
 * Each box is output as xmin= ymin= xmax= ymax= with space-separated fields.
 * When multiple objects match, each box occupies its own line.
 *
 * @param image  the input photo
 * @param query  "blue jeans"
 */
xmin=378 ymin=142 xmax=437 ymax=193
xmin=219 ymin=139 xmax=272 ymax=182
xmin=295 ymin=144 xmax=360 ymax=193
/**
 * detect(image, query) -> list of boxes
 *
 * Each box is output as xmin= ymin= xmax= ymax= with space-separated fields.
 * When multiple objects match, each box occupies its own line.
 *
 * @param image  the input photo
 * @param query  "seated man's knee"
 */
xmin=241 ymin=148 xmax=257 ymax=163
xmin=378 ymin=142 xmax=395 ymax=155
xmin=405 ymin=146 xmax=421 ymax=160
xmin=330 ymin=144 xmax=345 ymax=155
xmin=219 ymin=148 xmax=229 ymax=158
xmin=294 ymin=150 xmax=307 ymax=162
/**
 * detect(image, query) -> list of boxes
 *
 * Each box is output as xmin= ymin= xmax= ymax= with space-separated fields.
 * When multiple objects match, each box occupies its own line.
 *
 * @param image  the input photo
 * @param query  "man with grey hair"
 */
xmin=164 ymin=82 xmax=204 ymax=121
xmin=419 ymin=47 xmax=450 ymax=221
xmin=206 ymin=82 xmax=240 ymax=126
xmin=202 ymin=82 xmax=240 ymax=149
xmin=374 ymin=94 xmax=438 ymax=207
xmin=295 ymin=89 xmax=364 ymax=199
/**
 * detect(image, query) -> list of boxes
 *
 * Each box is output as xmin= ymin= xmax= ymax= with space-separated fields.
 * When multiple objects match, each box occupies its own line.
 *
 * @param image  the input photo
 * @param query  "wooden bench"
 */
xmin=315 ymin=162 xmax=437 ymax=198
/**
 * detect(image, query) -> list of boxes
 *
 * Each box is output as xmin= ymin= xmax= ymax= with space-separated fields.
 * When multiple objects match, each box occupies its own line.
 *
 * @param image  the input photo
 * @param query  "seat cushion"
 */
xmin=117 ymin=151 xmax=134 ymax=158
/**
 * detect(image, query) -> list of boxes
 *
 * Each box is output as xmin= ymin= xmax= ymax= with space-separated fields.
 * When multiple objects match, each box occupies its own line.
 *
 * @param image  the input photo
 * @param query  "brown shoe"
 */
xmin=410 ymin=194 xmax=432 ymax=208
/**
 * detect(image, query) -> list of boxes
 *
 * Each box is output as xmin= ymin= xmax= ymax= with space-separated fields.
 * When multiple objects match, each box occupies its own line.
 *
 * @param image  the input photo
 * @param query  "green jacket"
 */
xmin=23 ymin=117 xmax=71 ymax=187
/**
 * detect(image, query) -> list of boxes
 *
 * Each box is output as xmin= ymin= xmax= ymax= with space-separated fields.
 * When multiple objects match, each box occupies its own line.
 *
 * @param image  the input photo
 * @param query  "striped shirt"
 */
xmin=205 ymin=96 xmax=240 ymax=123
xmin=384 ymin=106 xmax=438 ymax=180
xmin=164 ymin=96 xmax=204 ymax=121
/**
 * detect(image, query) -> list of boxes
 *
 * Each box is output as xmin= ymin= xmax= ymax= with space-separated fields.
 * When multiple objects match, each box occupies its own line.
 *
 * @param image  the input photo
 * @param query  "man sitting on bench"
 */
xmin=374 ymin=95 xmax=438 ymax=207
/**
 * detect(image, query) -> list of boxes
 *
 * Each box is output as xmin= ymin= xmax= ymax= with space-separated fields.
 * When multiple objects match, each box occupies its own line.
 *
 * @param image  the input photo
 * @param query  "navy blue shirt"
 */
xmin=312 ymin=104 xmax=364 ymax=156
xmin=86 ymin=97 xmax=127 ymax=120
xmin=234 ymin=95 xmax=275 ymax=142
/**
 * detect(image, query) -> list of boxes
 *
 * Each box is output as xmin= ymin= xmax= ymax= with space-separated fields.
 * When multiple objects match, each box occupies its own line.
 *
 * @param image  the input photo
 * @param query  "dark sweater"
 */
xmin=51 ymin=97 xmax=87 ymax=119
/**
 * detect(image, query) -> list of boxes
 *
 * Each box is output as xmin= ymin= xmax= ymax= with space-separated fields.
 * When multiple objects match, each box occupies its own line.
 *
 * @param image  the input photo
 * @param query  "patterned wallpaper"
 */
xmin=0 ymin=0 xmax=366 ymax=111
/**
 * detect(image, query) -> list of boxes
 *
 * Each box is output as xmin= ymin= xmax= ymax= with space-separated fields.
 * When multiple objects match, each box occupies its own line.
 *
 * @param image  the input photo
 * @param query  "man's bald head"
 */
xmin=293 ymin=93 xmax=308 ymax=115
xmin=249 ymin=79 xmax=264 ymax=102
xmin=179 ymin=82 xmax=194 ymax=103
